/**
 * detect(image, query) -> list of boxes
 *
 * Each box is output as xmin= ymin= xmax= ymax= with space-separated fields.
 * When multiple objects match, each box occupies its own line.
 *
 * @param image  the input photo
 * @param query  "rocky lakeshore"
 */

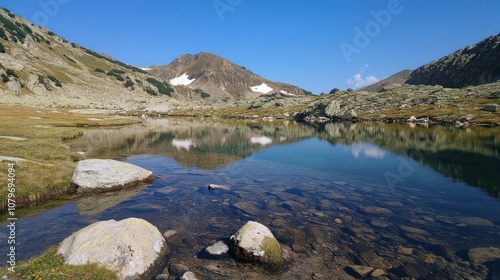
xmin=168 ymin=82 xmax=500 ymax=127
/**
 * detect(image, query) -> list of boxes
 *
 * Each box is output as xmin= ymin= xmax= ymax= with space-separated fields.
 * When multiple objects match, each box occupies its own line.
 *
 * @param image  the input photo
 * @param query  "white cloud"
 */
xmin=346 ymin=64 xmax=379 ymax=89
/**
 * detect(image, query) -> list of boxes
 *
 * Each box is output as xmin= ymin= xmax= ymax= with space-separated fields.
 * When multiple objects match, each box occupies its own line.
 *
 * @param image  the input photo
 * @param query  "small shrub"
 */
xmin=6 ymin=68 xmax=18 ymax=78
xmin=94 ymin=68 xmax=106 ymax=73
xmin=146 ymin=77 xmax=174 ymax=96
xmin=115 ymin=75 xmax=124 ymax=82
xmin=47 ymin=31 xmax=55 ymax=36
xmin=108 ymin=68 xmax=125 ymax=74
xmin=0 ymin=28 xmax=7 ymax=40
xmin=1 ymin=73 xmax=9 ymax=83
xmin=195 ymin=88 xmax=210 ymax=99
xmin=0 ymin=42 xmax=5 ymax=53
xmin=145 ymin=86 xmax=157 ymax=96
xmin=47 ymin=75 xmax=62 ymax=87
xmin=38 ymin=75 xmax=45 ymax=85
xmin=63 ymin=54 xmax=77 ymax=63
xmin=124 ymin=77 xmax=134 ymax=88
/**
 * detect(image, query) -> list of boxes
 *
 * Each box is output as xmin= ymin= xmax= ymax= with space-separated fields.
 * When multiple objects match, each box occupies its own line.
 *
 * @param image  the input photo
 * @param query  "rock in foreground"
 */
xmin=229 ymin=221 xmax=284 ymax=269
xmin=57 ymin=218 xmax=169 ymax=280
xmin=72 ymin=159 xmax=153 ymax=193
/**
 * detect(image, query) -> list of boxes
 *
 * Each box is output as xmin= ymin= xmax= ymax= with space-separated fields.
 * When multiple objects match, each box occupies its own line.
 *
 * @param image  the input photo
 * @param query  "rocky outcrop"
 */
xmin=296 ymin=99 xmax=358 ymax=121
xmin=71 ymin=159 xmax=154 ymax=193
xmin=57 ymin=218 xmax=169 ymax=280
xmin=229 ymin=221 xmax=284 ymax=269
xmin=407 ymin=34 xmax=500 ymax=88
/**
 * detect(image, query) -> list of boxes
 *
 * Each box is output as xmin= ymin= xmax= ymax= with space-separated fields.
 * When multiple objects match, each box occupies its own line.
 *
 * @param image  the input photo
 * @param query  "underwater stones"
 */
xmin=456 ymin=217 xmax=495 ymax=227
xmin=360 ymin=206 xmax=394 ymax=215
xmin=345 ymin=265 xmax=374 ymax=278
xmin=206 ymin=241 xmax=229 ymax=258
xmin=208 ymin=184 xmax=231 ymax=191
xmin=399 ymin=225 xmax=431 ymax=236
xmin=72 ymin=159 xmax=153 ymax=193
xmin=283 ymin=200 xmax=307 ymax=211
xmin=468 ymin=247 xmax=500 ymax=264
xmin=163 ymin=230 xmax=182 ymax=246
xmin=57 ymin=218 xmax=168 ymax=280
xmin=397 ymin=246 xmax=414 ymax=256
xmin=230 ymin=221 xmax=284 ymax=269
xmin=232 ymin=202 xmax=260 ymax=215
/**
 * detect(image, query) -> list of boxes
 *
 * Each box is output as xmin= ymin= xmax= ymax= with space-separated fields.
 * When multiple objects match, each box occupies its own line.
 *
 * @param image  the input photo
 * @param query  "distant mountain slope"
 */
xmin=147 ymin=52 xmax=312 ymax=100
xmin=406 ymin=34 xmax=500 ymax=88
xmin=0 ymin=8 xmax=180 ymax=109
xmin=359 ymin=69 xmax=413 ymax=92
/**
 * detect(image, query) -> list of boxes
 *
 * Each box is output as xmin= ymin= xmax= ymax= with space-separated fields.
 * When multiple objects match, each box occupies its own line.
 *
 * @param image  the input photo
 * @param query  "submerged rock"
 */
xmin=468 ymin=247 xmax=500 ymax=264
xmin=206 ymin=241 xmax=229 ymax=257
xmin=230 ymin=221 xmax=284 ymax=269
xmin=72 ymin=159 xmax=153 ymax=193
xmin=208 ymin=184 xmax=231 ymax=191
xmin=57 ymin=218 xmax=168 ymax=280
xmin=345 ymin=265 xmax=374 ymax=278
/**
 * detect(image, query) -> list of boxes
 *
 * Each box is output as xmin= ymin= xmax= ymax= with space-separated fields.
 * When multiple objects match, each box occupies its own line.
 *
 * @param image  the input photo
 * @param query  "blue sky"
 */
xmin=1 ymin=0 xmax=499 ymax=93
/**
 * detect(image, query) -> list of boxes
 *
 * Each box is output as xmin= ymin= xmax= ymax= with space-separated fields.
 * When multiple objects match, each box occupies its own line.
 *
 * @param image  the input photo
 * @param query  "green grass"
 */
xmin=0 ymin=107 xmax=142 ymax=211
xmin=0 ymin=246 xmax=118 ymax=280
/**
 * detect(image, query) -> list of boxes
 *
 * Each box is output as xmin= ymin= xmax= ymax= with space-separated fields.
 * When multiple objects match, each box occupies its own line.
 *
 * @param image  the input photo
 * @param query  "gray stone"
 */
xmin=371 ymin=268 xmax=386 ymax=277
xmin=72 ymin=159 xmax=153 ymax=193
xmin=346 ymin=265 xmax=374 ymax=277
xmin=208 ymin=184 xmax=231 ymax=191
xmin=180 ymin=272 xmax=199 ymax=280
xmin=360 ymin=206 xmax=393 ymax=215
xmin=163 ymin=230 xmax=182 ymax=246
xmin=169 ymin=263 xmax=190 ymax=277
xmin=482 ymin=104 xmax=498 ymax=112
xmin=457 ymin=217 xmax=495 ymax=227
xmin=343 ymin=109 xmax=357 ymax=119
xmin=324 ymin=101 xmax=341 ymax=118
xmin=57 ymin=218 xmax=168 ymax=280
xmin=155 ymin=274 xmax=169 ymax=280
xmin=233 ymin=202 xmax=260 ymax=215
xmin=468 ymin=247 xmax=500 ymax=264
xmin=206 ymin=241 xmax=229 ymax=256
xmin=6 ymin=80 xmax=21 ymax=93
xmin=230 ymin=221 xmax=284 ymax=268
xmin=397 ymin=246 xmax=414 ymax=255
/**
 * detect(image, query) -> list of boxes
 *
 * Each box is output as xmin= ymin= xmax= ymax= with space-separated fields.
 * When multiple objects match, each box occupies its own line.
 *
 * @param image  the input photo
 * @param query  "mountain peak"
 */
xmin=148 ymin=52 xmax=311 ymax=100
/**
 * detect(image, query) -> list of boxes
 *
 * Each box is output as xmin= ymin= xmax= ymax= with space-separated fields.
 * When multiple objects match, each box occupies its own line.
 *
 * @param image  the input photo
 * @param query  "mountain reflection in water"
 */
xmin=68 ymin=118 xmax=500 ymax=197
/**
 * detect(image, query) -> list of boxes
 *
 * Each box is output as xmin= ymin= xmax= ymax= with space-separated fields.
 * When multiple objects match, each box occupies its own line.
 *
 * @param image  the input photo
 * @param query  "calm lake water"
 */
xmin=2 ymin=118 xmax=500 ymax=279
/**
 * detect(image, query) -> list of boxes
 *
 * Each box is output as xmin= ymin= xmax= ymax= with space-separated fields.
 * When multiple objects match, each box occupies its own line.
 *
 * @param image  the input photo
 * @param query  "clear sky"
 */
xmin=1 ymin=0 xmax=499 ymax=93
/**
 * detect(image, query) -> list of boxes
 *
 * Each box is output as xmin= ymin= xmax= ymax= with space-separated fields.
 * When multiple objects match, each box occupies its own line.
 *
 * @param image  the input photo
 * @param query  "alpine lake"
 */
xmin=2 ymin=118 xmax=500 ymax=279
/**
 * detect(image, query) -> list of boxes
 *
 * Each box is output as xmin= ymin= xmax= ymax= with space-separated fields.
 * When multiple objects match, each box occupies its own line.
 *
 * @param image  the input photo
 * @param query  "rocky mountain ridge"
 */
xmin=147 ymin=52 xmax=312 ymax=101
xmin=359 ymin=34 xmax=500 ymax=93
xmin=407 ymin=33 xmax=500 ymax=88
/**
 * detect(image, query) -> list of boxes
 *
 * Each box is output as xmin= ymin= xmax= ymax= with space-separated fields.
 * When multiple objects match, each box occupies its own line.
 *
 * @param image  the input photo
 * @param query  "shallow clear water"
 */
xmin=2 ymin=119 xmax=500 ymax=279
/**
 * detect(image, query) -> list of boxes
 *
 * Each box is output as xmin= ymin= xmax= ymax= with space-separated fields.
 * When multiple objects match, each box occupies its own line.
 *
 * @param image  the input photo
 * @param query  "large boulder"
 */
xmin=57 ymin=218 xmax=169 ymax=280
xmin=72 ymin=159 xmax=153 ymax=193
xmin=229 ymin=221 xmax=284 ymax=269
xmin=324 ymin=101 xmax=342 ymax=118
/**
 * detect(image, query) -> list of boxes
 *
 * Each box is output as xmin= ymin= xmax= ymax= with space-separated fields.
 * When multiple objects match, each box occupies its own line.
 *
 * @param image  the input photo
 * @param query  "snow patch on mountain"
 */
xmin=280 ymin=90 xmax=295 ymax=96
xmin=170 ymin=73 xmax=195 ymax=86
xmin=250 ymin=83 xmax=273 ymax=94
